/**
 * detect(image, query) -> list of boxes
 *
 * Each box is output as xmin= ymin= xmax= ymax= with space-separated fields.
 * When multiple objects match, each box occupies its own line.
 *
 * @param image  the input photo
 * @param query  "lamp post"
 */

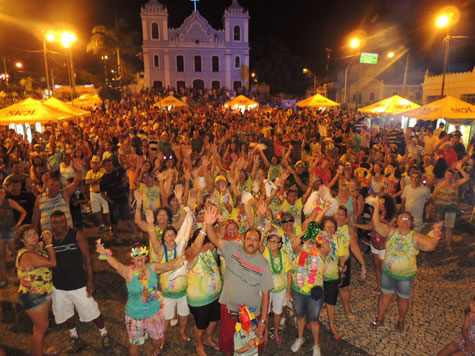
xmin=435 ymin=7 xmax=459 ymax=98
xmin=303 ymin=68 xmax=316 ymax=94
xmin=387 ymin=51 xmax=410 ymax=97
xmin=43 ymin=33 xmax=55 ymax=96
xmin=60 ymin=32 xmax=77 ymax=101
xmin=1 ymin=59 xmax=23 ymax=91
xmin=343 ymin=37 xmax=360 ymax=105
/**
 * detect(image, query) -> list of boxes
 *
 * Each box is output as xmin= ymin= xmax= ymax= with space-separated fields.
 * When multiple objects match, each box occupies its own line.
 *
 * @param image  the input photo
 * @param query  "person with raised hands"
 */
xmin=370 ymin=198 xmax=444 ymax=332
xmin=96 ymin=239 xmax=185 ymax=356
xmin=204 ymin=204 xmax=273 ymax=356
xmin=290 ymin=221 xmax=330 ymax=356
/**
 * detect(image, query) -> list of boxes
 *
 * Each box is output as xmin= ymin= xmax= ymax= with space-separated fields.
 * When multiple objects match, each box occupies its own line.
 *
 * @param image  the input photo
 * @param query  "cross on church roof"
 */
xmin=190 ymin=0 xmax=199 ymax=12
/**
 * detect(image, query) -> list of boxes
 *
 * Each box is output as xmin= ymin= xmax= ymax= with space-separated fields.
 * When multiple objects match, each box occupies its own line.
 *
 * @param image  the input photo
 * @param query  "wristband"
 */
xmin=147 ymin=227 xmax=156 ymax=232
xmin=99 ymin=249 xmax=113 ymax=260
xmin=45 ymin=244 xmax=53 ymax=249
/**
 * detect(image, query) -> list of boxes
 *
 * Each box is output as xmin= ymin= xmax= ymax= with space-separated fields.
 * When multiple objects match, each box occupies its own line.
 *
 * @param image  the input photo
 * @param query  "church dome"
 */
xmin=143 ymin=0 xmax=164 ymax=10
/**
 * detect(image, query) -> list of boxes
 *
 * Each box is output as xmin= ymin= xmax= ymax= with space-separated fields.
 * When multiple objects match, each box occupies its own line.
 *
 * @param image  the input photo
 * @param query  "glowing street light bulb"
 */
xmin=349 ymin=38 xmax=360 ymax=49
xmin=387 ymin=52 xmax=395 ymax=58
xmin=15 ymin=62 xmax=22 ymax=68
xmin=303 ymin=68 xmax=308 ymax=74
xmin=61 ymin=32 xmax=77 ymax=48
xmin=46 ymin=33 xmax=55 ymax=42
xmin=436 ymin=14 xmax=449 ymax=28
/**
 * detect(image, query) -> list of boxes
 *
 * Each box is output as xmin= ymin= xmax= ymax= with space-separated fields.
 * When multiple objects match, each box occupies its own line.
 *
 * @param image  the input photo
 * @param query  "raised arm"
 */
xmin=95 ymin=240 xmax=130 ymax=280
xmin=133 ymin=190 xmax=150 ymax=232
xmin=184 ymin=225 xmax=207 ymax=264
xmin=151 ymin=255 xmax=186 ymax=274
xmin=62 ymin=158 xmax=83 ymax=199
xmin=203 ymin=204 xmax=224 ymax=251
xmin=413 ymin=221 xmax=443 ymax=252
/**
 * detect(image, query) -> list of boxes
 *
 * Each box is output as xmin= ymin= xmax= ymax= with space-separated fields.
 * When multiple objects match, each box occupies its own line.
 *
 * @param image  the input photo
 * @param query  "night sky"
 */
xmin=1 ymin=0 xmax=474 ymax=83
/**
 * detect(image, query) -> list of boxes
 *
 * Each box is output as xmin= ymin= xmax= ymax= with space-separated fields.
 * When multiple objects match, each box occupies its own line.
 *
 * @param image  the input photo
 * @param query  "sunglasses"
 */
xmin=281 ymin=219 xmax=294 ymax=224
xmin=131 ymin=246 xmax=149 ymax=258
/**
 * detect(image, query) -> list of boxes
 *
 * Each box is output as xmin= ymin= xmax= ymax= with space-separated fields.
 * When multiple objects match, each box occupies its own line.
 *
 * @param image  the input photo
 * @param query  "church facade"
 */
xmin=140 ymin=0 xmax=250 ymax=91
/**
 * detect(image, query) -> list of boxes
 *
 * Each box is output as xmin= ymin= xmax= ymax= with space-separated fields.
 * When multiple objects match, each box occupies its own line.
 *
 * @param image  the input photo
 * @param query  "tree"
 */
xmin=251 ymin=36 xmax=310 ymax=96
xmin=87 ymin=20 xmax=142 ymax=86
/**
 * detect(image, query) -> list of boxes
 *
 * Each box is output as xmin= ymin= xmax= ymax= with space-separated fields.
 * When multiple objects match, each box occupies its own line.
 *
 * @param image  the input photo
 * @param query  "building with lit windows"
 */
xmin=140 ymin=0 xmax=250 ymax=91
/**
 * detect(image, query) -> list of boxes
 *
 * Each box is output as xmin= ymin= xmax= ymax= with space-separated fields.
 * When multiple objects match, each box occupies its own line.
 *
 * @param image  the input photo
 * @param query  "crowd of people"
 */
xmin=1 ymin=88 xmax=474 ymax=356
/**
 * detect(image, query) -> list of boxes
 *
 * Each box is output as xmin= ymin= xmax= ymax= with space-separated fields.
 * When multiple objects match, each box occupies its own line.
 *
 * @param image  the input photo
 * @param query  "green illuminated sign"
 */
xmin=360 ymin=52 xmax=378 ymax=64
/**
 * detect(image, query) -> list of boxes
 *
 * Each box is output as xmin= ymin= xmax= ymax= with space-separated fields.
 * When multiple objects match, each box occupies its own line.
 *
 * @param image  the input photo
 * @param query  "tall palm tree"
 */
xmin=87 ymin=21 xmax=142 ymax=86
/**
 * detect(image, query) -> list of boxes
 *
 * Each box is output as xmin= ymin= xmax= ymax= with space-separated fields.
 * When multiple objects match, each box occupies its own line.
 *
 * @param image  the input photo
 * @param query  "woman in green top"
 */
xmin=370 ymin=199 xmax=443 ymax=332
xmin=290 ymin=222 xmax=330 ymax=356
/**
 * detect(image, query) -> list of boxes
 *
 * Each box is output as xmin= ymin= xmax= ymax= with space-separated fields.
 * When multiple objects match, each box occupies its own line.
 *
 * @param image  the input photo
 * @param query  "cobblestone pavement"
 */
xmin=0 ymin=221 xmax=473 ymax=356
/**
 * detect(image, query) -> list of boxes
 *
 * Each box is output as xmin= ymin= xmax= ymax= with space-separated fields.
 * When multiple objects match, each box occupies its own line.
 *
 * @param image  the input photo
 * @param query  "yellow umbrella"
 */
xmin=399 ymin=96 xmax=475 ymax=123
xmin=358 ymin=95 xmax=420 ymax=114
xmin=153 ymin=95 xmax=188 ymax=108
xmin=224 ymin=95 xmax=259 ymax=110
xmin=296 ymin=94 xmax=340 ymax=108
xmin=0 ymin=98 xmax=73 ymax=125
xmin=72 ymin=94 xmax=103 ymax=108
xmin=44 ymin=97 xmax=90 ymax=117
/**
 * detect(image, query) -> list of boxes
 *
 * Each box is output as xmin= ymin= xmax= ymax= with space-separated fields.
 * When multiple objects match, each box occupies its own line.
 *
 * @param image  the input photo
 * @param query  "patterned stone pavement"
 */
xmin=0 ymin=221 xmax=473 ymax=356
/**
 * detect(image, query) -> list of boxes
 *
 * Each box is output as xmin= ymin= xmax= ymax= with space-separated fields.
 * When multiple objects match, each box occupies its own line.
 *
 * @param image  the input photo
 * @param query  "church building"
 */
xmin=140 ymin=0 xmax=250 ymax=91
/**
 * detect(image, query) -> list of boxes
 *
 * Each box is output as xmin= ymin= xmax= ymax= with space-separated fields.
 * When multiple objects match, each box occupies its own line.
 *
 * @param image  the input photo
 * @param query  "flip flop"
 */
xmin=43 ymin=347 xmax=58 ymax=355
xmin=203 ymin=342 xmax=219 ymax=351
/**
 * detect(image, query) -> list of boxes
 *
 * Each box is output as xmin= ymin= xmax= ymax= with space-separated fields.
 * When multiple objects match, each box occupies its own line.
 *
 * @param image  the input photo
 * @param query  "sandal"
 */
xmin=370 ymin=319 xmax=384 ymax=328
xmin=43 ymin=347 xmax=58 ymax=355
xmin=203 ymin=342 xmax=219 ymax=351
xmin=395 ymin=321 xmax=405 ymax=333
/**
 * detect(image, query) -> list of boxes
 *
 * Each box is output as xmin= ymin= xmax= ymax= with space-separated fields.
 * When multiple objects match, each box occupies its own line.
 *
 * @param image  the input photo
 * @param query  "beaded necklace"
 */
xmin=269 ymin=249 xmax=283 ymax=274
xmin=132 ymin=266 xmax=163 ymax=305
xmin=164 ymin=244 xmax=176 ymax=262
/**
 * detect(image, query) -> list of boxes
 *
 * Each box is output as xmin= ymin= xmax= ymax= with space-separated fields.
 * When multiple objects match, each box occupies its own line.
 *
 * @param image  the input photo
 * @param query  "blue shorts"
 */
xmin=292 ymin=289 xmax=323 ymax=322
xmin=19 ymin=291 xmax=52 ymax=312
xmin=380 ymin=273 xmax=414 ymax=299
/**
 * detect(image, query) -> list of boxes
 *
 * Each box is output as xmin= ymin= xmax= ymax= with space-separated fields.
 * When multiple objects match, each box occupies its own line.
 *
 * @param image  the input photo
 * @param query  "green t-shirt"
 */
xmin=186 ymin=250 xmax=222 ymax=307
xmin=323 ymin=234 xmax=345 ymax=281
xmin=262 ymin=247 xmax=291 ymax=293
xmin=383 ymin=230 xmax=419 ymax=281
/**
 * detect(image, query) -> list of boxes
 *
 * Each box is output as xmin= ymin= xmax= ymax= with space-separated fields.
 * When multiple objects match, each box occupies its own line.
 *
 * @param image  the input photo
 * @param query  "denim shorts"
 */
xmin=19 ymin=291 xmax=52 ymax=312
xmin=380 ymin=272 xmax=414 ymax=299
xmin=292 ymin=288 xmax=324 ymax=322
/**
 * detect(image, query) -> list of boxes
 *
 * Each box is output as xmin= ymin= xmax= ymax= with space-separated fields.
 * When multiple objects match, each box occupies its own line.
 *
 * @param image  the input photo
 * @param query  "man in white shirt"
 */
xmin=401 ymin=171 xmax=431 ymax=232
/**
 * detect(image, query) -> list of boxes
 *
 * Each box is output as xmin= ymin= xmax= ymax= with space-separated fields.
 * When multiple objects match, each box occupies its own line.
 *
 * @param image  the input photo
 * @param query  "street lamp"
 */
xmin=101 ymin=55 xmax=109 ymax=86
xmin=2 ymin=59 xmax=23 ymax=90
xmin=435 ymin=6 xmax=460 ymax=97
xmin=303 ymin=68 xmax=317 ymax=94
xmin=344 ymin=37 xmax=361 ymax=105
xmin=43 ymin=32 xmax=55 ymax=96
xmin=60 ymin=32 xmax=77 ymax=100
